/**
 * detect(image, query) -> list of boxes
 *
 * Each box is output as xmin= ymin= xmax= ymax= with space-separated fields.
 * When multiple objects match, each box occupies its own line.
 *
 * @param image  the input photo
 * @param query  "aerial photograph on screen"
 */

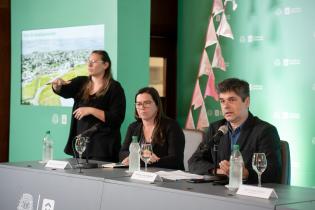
xmin=21 ymin=24 xmax=104 ymax=106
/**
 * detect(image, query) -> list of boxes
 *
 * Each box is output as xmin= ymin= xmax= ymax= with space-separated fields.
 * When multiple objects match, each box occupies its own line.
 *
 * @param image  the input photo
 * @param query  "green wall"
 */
xmin=177 ymin=0 xmax=315 ymax=187
xmin=10 ymin=0 xmax=150 ymax=161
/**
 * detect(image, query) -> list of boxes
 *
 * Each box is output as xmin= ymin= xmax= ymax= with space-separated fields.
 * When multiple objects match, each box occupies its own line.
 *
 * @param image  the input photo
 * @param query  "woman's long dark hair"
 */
xmin=134 ymin=87 xmax=166 ymax=145
xmin=81 ymin=50 xmax=112 ymax=101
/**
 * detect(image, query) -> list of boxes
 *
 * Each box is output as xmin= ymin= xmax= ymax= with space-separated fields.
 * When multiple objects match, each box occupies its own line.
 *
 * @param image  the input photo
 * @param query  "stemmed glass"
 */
xmin=140 ymin=143 xmax=153 ymax=171
xmin=252 ymin=153 xmax=267 ymax=187
xmin=74 ymin=136 xmax=88 ymax=166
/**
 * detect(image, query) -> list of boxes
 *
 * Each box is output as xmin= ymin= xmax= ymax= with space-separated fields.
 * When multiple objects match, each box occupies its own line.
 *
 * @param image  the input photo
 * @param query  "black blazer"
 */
xmin=188 ymin=113 xmax=282 ymax=184
xmin=119 ymin=117 xmax=185 ymax=170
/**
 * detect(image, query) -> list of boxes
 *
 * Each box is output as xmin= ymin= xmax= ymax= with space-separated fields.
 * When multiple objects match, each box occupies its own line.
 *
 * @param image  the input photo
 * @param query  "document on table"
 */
xmin=101 ymin=162 xmax=127 ymax=168
xmin=155 ymin=170 xmax=203 ymax=181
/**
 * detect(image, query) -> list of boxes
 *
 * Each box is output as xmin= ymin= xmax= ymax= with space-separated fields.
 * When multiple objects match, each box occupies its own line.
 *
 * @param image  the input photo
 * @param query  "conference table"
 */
xmin=0 ymin=159 xmax=314 ymax=210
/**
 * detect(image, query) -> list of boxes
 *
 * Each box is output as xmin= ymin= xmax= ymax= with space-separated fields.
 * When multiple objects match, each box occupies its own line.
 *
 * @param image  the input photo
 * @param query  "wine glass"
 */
xmin=74 ymin=136 xmax=88 ymax=165
xmin=140 ymin=143 xmax=153 ymax=171
xmin=252 ymin=153 xmax=267 ymax=187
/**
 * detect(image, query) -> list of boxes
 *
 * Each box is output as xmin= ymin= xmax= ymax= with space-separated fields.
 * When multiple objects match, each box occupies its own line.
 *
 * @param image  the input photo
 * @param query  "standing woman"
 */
xmin=120 ymin=87 xmax=184 ymax=170
xmin=52 ymin=50 xmax=126 ymax=162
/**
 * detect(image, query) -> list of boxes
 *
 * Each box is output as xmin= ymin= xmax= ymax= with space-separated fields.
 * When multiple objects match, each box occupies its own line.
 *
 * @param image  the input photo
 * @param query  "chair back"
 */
xmin=183 ymin=129 xmax=204 ymax=171
xmin=280 ymin=140 xmax=291 ymax=185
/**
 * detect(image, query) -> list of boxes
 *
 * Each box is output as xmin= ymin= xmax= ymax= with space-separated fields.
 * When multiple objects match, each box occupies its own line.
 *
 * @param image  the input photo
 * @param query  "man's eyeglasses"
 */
xmin=86 ymin=59 xmax=104 ymax=65
xmin=135 ymin=100 xmax=153 ymax=109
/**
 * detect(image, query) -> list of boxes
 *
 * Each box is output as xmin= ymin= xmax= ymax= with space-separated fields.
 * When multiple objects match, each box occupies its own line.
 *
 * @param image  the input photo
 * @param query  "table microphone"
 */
xmin=73 ymin=123 xmax=101 ymax=170
xmin=212 ymin=125 xmax=228 ymax=144
xmin=76 ymin=123 xmax=101 ymax=137
xmin=201 ymin=125 xmax=228 ymax=151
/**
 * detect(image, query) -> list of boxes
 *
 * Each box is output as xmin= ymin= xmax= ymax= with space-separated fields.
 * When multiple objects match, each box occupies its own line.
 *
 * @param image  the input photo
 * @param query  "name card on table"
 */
xmin=131 ymin=171 xmax=162 ymax=182
xmin=237 ymin=185 xmax=278 ymax=199
xmin=45 ymin=160 xmax=72 ymax=169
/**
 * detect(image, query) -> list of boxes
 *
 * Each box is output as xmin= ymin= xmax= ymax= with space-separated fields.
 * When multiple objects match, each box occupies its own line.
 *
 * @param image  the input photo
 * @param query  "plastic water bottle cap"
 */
xmin=131 ymin=136 xmax=138 ymax=143
xmin=233 ymin=144 xmax=239 ymax=150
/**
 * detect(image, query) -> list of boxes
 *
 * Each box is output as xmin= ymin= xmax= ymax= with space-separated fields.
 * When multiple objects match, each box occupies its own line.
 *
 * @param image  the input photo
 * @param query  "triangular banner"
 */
xmin=185 ymin=109 xmax=195 ymax=129
xmin=205 ymin=17 xmax=218 ymax=48
xmin=204 ymin=71 xmax=219 ymax=101
xmin=198 ymin=50 xmax=213 ymax=77
xmin=217 ymin=13 xmax=234 ymax=39
xmin=197 ymin=102 xmax=209 ymax=129
xmin=212 ymin=0 xmax=224 ymax=16
xmin=191 ymin=80 xmax=204 ymax=110
xmin=212 ymin=43 xmax=226 ymax=71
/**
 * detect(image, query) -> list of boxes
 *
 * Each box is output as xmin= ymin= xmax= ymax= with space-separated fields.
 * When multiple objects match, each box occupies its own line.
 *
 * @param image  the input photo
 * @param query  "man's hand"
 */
xmin=218 ymin=160 xmax=249 ymax=179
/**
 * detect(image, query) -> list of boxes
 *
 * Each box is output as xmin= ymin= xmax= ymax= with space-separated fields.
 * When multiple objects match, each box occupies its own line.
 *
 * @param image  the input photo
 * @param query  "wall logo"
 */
xmin=207 ymin=109 xmax=222 ymax=117
xmin=273 ymin=58 xmax=301 ymax=67
xmin=275 ymin=7 xmax=303 ymax=16
xmin=273 ymin=112 xmax=301 ymax=120
xmin=239 ymin=35 xmax=264 ymax=43
xmin=41 ymin=199 xmax=55 ymax=210
xmin=214 ymin=109 xmax=222 ymax=117
xmin=249 ymin=84 xmax=263 ymax=91
xmin=312 ymin=83 xmax=315 ymax=91
xmin=51 ymin=113 xmax=59 ymax=124
xmin=17 ymin=193 xmax=34 ymax=210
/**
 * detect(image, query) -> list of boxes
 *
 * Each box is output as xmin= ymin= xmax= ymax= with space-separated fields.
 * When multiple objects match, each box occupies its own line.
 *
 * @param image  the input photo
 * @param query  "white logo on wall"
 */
xmin=51 ymin=113 xmax=59 ymax=124
xmin=239 ymin=35 xmax=264 ymax=43
xmin=273 ymin=112 xmax=300 ymax=120
xmin=214 ymin=109 xmax=222 ymax=117
xmin=312 ymin=137 xmax=315 ymax=145
xmin=42 ymin=199 xmax=55 ymax=210
xmin=249 ymin=84 xmax=263 ymax=91
xmin=17 ymin=193 xmax=33 ymax=210
xmin=275 ymin=7 xmax=303 ymax=16
xmin=312 ymin=83 xmax=315 ymax=91
xmin=273 ymin=58 xmax=301 ymax=67
xmin=207 ymin=109 xmax=222 ymax=117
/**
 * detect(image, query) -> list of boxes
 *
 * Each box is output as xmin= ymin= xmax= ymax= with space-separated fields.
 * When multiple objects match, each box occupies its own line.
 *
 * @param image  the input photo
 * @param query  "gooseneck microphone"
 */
xmin=73 ymin=123 xmax=101 ymax=171
xmin=212 ymin=125 xmax=228 ymax=177
xmin=76 ymin=123 xmax=101 ymax=138
xmin=212 ymin=125 xmax=228 ymax=144
xmin=201 ymin=125 xmax=228 ymax=150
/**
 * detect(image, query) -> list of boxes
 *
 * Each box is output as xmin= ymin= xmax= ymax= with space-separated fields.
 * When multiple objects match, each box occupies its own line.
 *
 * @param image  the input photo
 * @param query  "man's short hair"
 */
xmin=217 ymin=78 xmax=249 ymax=101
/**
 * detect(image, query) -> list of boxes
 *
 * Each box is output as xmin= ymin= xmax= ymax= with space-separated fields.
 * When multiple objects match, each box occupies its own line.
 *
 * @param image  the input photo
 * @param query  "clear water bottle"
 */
xmin=42 ymin=131 xmax=53 ymax=163
xmin=128 ymin=136 xmax=140 ymax=172
xmin=229 ymin=144 xmax=243 ymax=190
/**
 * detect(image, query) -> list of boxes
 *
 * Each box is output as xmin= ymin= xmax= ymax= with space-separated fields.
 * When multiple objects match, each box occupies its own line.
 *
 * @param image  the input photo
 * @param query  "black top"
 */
xmin=119 ymin=117 xmax=185 ymax=170
xmin=54 ymin=76 xmax=126 ymax=162
xmin=188 ymin=112 xmax=282 ymax=184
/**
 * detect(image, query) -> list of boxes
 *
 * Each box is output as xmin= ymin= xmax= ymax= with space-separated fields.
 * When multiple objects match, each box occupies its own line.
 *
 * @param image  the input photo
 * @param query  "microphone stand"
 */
xmin=210 ymin=138 xmax=228 ymax=183
xmin=72 ymin=137 xmax=83 ymax=173
xmin=82 ymin=138 xmax=98 ymax=169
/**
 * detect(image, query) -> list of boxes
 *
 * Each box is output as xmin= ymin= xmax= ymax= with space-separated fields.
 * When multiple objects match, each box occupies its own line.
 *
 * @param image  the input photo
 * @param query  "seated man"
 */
xmin=188 ymin=78 xmax=282 ymax=184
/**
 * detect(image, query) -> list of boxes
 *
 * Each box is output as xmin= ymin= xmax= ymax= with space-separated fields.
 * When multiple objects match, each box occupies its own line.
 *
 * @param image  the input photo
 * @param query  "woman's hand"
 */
xmin=122 ymin=157 xmax=129 ymax=166
xmin=73 ymin=107 xmax=92 ymax=120
xmin=51 ymin=78 xmax=71 ymax=92
xmin=148 ymin=153 xmax=160 ymax=164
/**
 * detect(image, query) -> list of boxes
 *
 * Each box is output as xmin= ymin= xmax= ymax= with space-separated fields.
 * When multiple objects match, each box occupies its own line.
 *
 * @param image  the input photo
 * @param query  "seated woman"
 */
xmin=119 ymin=87 xmax=185 ymax=170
